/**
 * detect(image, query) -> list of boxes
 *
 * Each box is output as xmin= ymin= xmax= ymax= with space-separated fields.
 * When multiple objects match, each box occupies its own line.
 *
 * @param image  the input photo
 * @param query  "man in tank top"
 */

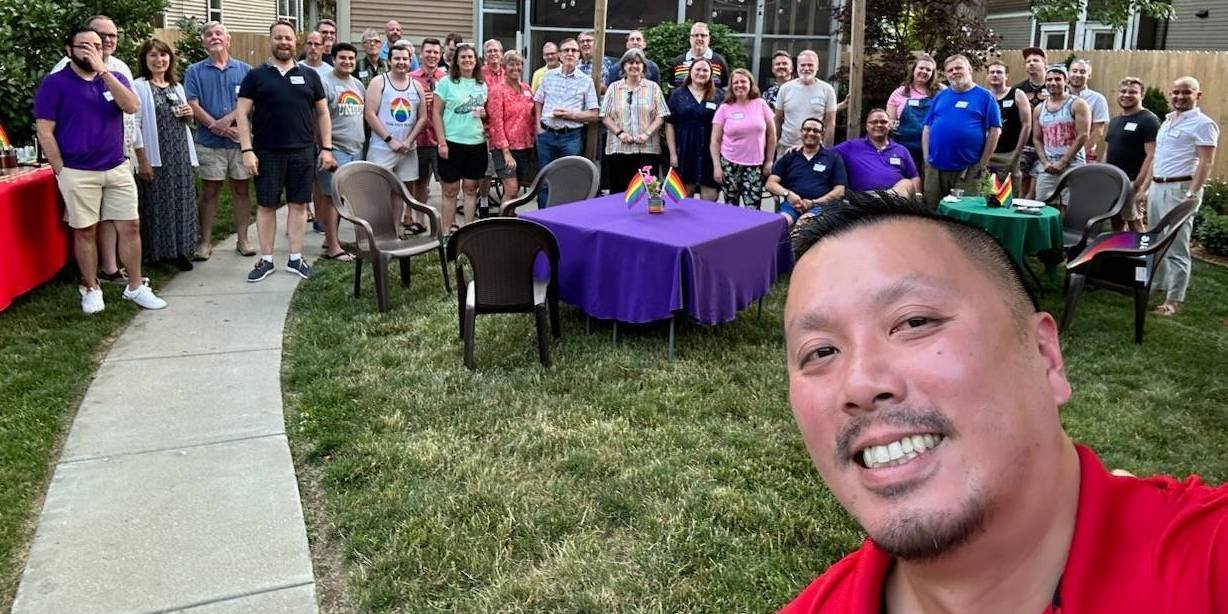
xmin=1032 ymin=65 xmax=1089 ymax=203
xmin=364 ymin=40 xmax=430 ymax=228
xmin=985 ymin=60 xmax=1031 ymax=190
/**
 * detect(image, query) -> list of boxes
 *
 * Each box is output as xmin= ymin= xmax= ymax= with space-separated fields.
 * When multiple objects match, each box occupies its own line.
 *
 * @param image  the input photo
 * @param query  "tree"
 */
xmin=0 ymin=0 xmax=166 ymax=144
xmin=174 ymin=17 xmax=208 ymax=77
xmin=835 ymin=0 xmax=999 ymax=124
xmin=643 ymin=21 xmax=747 ymax=91
xmin=1029 ymin=0 xmax=1174 ymax=29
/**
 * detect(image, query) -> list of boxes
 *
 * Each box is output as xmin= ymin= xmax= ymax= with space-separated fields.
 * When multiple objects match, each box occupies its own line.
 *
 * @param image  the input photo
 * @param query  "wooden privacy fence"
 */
xmin=153 ymin=28 xmax=272 ymax=67
xmin=987 ymin=49 xmax=1228 ymax=179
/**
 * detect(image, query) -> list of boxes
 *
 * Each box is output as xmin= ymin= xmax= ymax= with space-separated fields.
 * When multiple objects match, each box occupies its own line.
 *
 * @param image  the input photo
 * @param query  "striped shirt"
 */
xmin=533 ymin=66 xmax=599 ymax=130
xmin=600 ymin=79 xmax=669 ymax=155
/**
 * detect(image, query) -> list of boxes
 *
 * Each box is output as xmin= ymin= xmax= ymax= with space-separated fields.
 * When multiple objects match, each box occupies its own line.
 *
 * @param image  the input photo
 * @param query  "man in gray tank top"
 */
xmin=1032 ymin=65 xmax=1089 ymax=203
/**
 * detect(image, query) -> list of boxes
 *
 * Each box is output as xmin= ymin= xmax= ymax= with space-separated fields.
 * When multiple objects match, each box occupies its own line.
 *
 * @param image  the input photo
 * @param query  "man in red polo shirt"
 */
xmin=780 ymin=194 xmax=1227 ymax=613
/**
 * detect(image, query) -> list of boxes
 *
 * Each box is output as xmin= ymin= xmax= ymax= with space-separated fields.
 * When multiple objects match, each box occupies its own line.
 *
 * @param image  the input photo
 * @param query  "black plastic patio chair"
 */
xmin=500 ymin=156 xmax=600 ymax=216
xmin=1059 ymin=196 xmax=1199 ymax=343
xmin=445 ymin=218 xmax=561 ymax=369
xmin=332 ymin=162 xmax=451 ymax=312
xmin=1042 ymin=163 xmax=1132 ymax=259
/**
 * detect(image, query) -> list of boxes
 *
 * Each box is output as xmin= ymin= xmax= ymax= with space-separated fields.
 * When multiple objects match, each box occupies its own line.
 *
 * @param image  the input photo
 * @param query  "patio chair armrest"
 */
xmin=332 ymin=198 xmax=379 ymax=254
xmin=1066 ymin=231 xmax=1149 ymax=270
xmin=500 ymin=190 xmax=536 ymax=217
xmin=402 ymin=197 xmax=443 ymax=238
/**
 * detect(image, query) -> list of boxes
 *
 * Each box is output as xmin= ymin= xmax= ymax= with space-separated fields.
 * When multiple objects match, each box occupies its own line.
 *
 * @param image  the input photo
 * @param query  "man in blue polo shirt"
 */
xmin=235 ymin=20 xmax=336 ymax=282
xmin=921 ymin=54 xmax=1001 ymax=208
xmin=185 ymin=20 xmax=255 ymax=259
xmin=766 ymin=117 xmax=846 ymax=224
xmin=834 ymin=108 xmax=919 ymax=197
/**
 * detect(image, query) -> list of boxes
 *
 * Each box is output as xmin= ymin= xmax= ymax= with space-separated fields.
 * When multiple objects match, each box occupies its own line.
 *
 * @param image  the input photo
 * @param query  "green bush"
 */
xmin=0 ymin=0 xmax=166 ymax=144
xmin=173 ymin=16 xmax=208 ymax=76
xmin=1196 ymin=212 xmax=1228 ymax=257
xmin=1142 ymin=86 xmax=1170 ymax=118
xmin=1200 ymin=178 xmax=1227 ymax=216
xmin=642 ymin=21 xmax=747 ymax=90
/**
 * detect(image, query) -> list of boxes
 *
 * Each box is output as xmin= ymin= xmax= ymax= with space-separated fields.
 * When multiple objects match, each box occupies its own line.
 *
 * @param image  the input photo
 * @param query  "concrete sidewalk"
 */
xmin=12 ymin=227 xmax=320 ymax=613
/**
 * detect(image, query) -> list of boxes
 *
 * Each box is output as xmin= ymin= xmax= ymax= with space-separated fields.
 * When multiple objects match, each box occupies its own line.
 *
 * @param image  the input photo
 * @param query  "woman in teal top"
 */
xmin=432 ymin=43 xmax=488 ymax=233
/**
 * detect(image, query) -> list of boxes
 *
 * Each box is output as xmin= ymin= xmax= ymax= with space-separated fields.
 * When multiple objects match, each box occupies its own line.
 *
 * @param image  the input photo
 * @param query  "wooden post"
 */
xmin=587 ymin=0 xmax=608 ymax=160
xmin=846 ymin=0 xmax=865 ymax=140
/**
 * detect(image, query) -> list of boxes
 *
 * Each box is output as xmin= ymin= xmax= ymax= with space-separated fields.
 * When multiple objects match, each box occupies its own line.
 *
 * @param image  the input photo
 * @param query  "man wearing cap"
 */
xmin=1015 ymin=47 xmax=1048 ymax=198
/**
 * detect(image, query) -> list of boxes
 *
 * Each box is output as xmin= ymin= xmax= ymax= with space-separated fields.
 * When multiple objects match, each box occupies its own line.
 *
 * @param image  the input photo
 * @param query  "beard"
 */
xmin=871 ymin=485 xmax=992 ymax=562
xmin=71 ymin=54 xmax=94 ymax=72
xmin=273 ymin=46 xmax=293 ymax=61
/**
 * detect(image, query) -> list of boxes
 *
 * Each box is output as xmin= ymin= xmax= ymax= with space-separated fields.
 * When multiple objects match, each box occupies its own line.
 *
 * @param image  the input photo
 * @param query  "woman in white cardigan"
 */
xmin=133 ymin=39 xmax=199 ymax=270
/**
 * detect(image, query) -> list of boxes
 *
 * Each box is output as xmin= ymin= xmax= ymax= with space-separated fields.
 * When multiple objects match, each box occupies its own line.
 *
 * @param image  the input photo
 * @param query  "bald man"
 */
xmin=1137 ymin=76 xmax=1220 ymax=318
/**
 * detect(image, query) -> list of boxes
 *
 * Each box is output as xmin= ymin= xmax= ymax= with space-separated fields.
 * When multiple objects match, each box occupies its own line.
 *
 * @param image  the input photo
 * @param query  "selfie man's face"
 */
xmin=784 ymin=220 xmax=1071 ymax=561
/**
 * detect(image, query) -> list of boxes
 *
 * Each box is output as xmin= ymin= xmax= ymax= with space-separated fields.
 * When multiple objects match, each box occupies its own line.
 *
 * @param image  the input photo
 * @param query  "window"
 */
xmin=686 ymin=0 xmax=758 ymax=33
xmin=208 ymin=0 xmax=222 ymax=23
xmin=762 ymin=0 xmax=833 ymax=36
xmin=1083 ymin=24 xmax=1122 ymax=49
xmin=276 ymin=0 xmax=300 ymax=29
xmin=1039 ymin=23 xmax=1069 ymax=49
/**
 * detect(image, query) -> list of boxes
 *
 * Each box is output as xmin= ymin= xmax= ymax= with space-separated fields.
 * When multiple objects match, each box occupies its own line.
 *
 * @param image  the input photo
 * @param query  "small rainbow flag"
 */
xmin=664 ymin=167 xmax=686 ymax=202
xmin=625 ymin=172 xmax=646 ymax=206
xmin=1067 ymin=232 xmax=1148 ymax=268
xmin=0 ymin=123 xmax=11 ymax=149
xmin=993 ymin=173 xmax=1013 ymax=208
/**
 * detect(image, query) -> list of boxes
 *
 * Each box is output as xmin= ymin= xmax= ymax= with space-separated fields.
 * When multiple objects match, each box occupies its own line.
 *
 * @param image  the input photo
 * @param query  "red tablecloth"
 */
xmin=0 ymin=167 xmax=70 ymax=311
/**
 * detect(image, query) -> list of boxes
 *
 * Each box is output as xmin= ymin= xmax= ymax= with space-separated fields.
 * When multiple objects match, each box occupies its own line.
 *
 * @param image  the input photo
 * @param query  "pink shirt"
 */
xmin=712 ymin=98 xmax=775 ymax=166
xmin=887 ymin=84 xmax=936 ymax=115
xmin=410 ymin=67 xmax=447 ymax=147
xmin=486 ymin=80 xmax=535 ymax=151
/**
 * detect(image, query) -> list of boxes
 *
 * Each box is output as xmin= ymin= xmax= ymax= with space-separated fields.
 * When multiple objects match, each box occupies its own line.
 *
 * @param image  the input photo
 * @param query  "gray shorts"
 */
xmin=416 ymin=146 xmax=440 ymax=182
xmin=491 ymin=148 xmax=534 ymax=183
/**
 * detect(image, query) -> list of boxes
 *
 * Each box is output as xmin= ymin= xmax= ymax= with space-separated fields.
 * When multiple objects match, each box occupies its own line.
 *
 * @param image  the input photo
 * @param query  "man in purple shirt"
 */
xmin=34 ymin=26 xmax=166 ymax=314
xmin=834 ymin=108 xmax=920 ymax=197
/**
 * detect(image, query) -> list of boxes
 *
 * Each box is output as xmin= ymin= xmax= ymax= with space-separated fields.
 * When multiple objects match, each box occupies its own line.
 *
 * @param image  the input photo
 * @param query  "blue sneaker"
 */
xmin=312 ymin=220 xmax=325 ymax=233
xmin=247 ymin=259 xmax=275 ymax=282
xmin=286 ymin=258 xmax=313 ymax=279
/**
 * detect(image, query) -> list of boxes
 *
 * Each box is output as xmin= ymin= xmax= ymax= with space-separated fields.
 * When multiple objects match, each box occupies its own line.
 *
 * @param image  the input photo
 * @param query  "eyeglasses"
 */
xmin=691 ymin=33 xmax=709 ymax=38
xmin=305 ymin=41 xmax=324 ymax=46
xmin=559 ymin=48 xmax=579 ymax=53
xmin=97 ymin=32 xmax=118 ymax=40
xmin=74 ymin=43 xmax=103 ymax=51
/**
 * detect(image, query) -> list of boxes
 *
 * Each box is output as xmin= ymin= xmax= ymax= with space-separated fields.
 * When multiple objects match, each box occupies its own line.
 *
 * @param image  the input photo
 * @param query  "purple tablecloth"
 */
xmin=521 ymin=194 xmax=793 ymax=324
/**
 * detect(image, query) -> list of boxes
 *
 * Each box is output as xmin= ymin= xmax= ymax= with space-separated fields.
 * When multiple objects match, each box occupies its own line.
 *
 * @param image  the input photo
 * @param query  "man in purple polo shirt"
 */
xmin=34 ymin=26 xmax=166 ymax=314
xmin=834 ymin=108 xmax=919 ymax=197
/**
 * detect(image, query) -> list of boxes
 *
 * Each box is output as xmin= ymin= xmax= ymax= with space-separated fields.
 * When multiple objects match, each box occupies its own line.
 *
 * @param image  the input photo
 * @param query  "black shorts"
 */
xmin=438 ymin=141 xmax=488 ymax=183
xmin=491 ymin=148 xmax=534 ymax=183
xmin=254 ymin=148 xmax=315 ymax=207
xmin=417 ymin=146 xmax=440 ymax=182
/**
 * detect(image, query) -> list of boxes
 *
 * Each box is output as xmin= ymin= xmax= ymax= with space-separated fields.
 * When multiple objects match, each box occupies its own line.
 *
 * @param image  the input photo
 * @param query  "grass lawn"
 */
xmin=0 ymin=191 xmax=239 ymax=608
xmin=283 ymin=253 xmax=1228 ymax=611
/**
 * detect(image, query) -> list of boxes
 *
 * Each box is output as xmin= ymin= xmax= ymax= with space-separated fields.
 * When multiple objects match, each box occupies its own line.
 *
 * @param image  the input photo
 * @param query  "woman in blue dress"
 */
xmin=665 ymin=58 xmax=724 ymax=201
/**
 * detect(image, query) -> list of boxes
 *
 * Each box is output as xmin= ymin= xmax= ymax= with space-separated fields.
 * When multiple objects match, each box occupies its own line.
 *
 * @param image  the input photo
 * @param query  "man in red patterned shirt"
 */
xmin=409 ymin=37 xmax=447 ymax=217
xmin=780 ymin=194 xmax=1227 ymax=613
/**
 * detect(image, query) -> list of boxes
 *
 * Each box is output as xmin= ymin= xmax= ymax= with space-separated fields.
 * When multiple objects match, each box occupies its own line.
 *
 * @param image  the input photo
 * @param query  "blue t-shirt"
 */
xmin=923 ymin=85 xmax=1001 ymax=171
xmin=770 ymin=148 xmax=847 ymax=200
xmin=184 ymin=57 xmax=252 ymax=149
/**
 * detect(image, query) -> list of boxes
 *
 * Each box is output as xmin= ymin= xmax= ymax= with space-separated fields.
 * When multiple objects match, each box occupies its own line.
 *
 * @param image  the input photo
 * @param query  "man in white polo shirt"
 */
xmin=1137 ymin=76 xmax=1219 ymax=318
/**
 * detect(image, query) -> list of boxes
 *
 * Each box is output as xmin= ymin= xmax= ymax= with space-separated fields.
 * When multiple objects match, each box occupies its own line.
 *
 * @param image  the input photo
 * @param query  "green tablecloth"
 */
xmin=937 ymin=197 xmax=1063 ymax=264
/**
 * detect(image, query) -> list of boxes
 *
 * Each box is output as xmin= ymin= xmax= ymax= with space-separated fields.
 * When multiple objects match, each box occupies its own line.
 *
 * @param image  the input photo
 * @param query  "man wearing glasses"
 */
xmin=669 ymin=22 xmax=729 ymax=88
xmin=51 ymin=14 xmax=141 ymax=287
xmin=533 ymin=37 xmax=599 ymax=205
xmin=357 ymin=29 xmax=390 ymax=86
xmin=298 ymin=19 xmax=336 ymax=64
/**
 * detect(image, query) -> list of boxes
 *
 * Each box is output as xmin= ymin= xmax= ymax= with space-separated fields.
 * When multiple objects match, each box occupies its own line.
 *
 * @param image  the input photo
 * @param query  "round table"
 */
xmin=937 ymin=196 xmax=1063 ymax=264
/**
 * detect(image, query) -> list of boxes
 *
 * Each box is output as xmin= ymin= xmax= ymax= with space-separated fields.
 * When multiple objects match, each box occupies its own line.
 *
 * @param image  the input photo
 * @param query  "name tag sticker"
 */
xmin=705 ymin=101 xmax=717 ymax=110
xmin=1125 ymin=122 xmax=1138 ymax=132
xmin=167 ymin=92 xmax=179 ymax=102
xmin=358 ymin=70 xmax=369 ymax=78
xmin=814 ymin=163 xmax=826 ymax=172
xmin=955 ymin=100 xmax=969 ymax=109
xmin=908 ymin=99 xmax=920 ymax=107
xmin=732 ymin=112 xmax=745 ymax=120
xmin=524 ymin=90 xmax=532 ymax=97
xmin=889 ymin=156 xmax=902 ymax=166
xmin=1003 ymin=100 xmax=1014 ymax=108
xmin=290 ymin=75 xmax=305 ymax=85
xmin=103 ymin=91 xmax=114 ymax=102
xmin=809 ymin=96 xmax=822 ymax=105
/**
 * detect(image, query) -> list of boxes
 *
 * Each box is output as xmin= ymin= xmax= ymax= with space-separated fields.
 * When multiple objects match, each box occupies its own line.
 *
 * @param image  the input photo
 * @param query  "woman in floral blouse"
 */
xmin=486 ymin=50 xmax=536 ymax=204
xmin=600 ymin=48 xmax=669 ymax=192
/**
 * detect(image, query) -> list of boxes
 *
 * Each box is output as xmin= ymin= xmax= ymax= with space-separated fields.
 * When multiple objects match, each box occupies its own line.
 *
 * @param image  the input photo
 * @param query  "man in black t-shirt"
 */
xmin=1104 ymin=77 xmax=1160 ymax=232
xmin=236 ymin=20 xmax=336 ymax=282
xmin=1015 ymin=47 xmax=1048 ymax=199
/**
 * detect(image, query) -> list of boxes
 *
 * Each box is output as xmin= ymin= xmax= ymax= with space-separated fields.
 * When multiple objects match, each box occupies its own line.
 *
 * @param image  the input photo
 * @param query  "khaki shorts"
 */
xmin=196 ymin=143 xmax=252 ymax=181
xmin=56 ymin=164 xmax=140 ymax=229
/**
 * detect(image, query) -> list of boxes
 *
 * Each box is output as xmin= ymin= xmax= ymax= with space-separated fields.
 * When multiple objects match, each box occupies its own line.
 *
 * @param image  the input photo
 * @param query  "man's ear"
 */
xmin=1033 ymin=312 xmax=1072 ymax=407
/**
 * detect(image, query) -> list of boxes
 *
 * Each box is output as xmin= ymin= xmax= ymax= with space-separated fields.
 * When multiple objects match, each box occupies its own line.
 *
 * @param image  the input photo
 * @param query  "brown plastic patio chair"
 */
xmin=500 ymin=156 xmax=600 ymax=216
xmin=1059 ymin=196 xmax=1199 ymax=343
xmin=332 ymin=161 xmax=451 ymax=312
xmin=445 ymin=218 xmax=561 ymax=369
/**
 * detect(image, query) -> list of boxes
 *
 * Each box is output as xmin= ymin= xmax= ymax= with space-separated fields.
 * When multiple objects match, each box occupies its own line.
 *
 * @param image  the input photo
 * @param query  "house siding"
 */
xmin=988 ymin=14 xmax=1033 ymax=48
xmin=350 ymin=0 xmax=472 ymax=43
xmin=987 ymin=0 xmax=1029 ymax=13
xmin=1164 ymin=0 xmax=1228 ymax=50
xmin=164 ymin=0 xmax=276 ymax=32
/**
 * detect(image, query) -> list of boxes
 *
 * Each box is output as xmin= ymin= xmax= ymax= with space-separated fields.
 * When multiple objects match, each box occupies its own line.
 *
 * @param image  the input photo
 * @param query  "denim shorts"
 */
xmin=317 ymin=149 xmax=362 ymax=197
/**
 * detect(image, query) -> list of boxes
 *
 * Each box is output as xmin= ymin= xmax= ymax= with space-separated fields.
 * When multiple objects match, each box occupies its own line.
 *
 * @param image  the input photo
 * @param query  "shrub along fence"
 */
xmin=984 ymin=49 xmax=1228 ymax=179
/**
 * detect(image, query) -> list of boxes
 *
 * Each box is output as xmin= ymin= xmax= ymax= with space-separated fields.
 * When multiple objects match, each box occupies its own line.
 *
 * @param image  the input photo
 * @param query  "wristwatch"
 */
xmin=383 ymin=135 xmax=393 ymax=143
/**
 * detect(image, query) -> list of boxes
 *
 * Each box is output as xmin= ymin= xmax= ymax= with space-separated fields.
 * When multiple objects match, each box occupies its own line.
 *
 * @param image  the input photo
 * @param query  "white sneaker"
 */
xmin=79 ymin=285 xmax=105 ymax=314
xmin=122 ymin=282 xmax=168 ymax=310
